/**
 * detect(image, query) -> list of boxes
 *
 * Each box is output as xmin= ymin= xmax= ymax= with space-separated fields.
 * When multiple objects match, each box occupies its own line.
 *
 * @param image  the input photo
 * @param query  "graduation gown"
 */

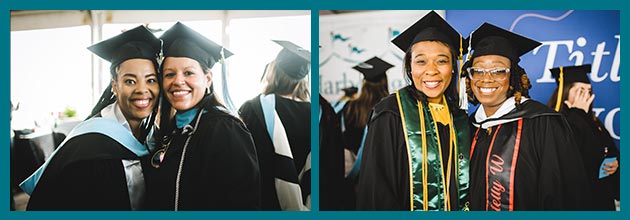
xmin=356 ymin=87 xmax=471 ymax=211
xmin=239 ymin=94 xmax=311 ymax=210
xmin=26 ymin=126 xmax=146 ymax=210
xmin=145 ymin=101 xmax=261 ymax=210
xmin=563 ymin=107 xmax=619 ymax=210
xmin=340 ymin=102 xmax=364 ymax=154
xmin=318 ymin=95 xmax=352 ymax=210
xmin=469 ymin=99 xmax=592 ymax=210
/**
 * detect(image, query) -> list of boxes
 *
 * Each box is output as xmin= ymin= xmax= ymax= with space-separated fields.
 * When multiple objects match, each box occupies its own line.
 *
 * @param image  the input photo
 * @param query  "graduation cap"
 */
xmin=88 ymin=25 xmax=161 ymax=69
xmin=391 ymin=11 xmax=469 ymax=109
xmin=391 ymin=11 xmax=465 ymax=55
xmin=550 ymin=64 xmax=592 ymax=85
xmin=466 ymin=22 xmax=541 ymax=63
xmin=160 ymin=22 xmax=234 ymax=68
xmin=341 ymin=86 xmax=358 ymax=97
xmin=273 ymin=40 xmax=311 ymax=79
xmin=549 ymin=64 xmax=592 ymax=111
xmin=352 ymin=56 xmax=394 ymax=82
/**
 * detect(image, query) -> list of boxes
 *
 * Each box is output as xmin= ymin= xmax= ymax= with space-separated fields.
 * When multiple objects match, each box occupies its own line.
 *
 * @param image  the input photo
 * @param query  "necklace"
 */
xmin=151 ymin=134 xmax=172 ymax=168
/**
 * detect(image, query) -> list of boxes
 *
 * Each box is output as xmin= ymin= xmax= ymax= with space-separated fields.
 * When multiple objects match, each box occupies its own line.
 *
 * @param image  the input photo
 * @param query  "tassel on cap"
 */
xmin=554 ymin=66 xmax=564 ymax=112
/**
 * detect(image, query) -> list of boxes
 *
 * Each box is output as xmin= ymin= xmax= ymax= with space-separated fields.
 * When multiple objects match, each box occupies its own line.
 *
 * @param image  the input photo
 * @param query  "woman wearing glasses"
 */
xmin=464 ymin=23 xmax=591 ymax=210
xmin=356 ymin=11 xmax=471 ymax=211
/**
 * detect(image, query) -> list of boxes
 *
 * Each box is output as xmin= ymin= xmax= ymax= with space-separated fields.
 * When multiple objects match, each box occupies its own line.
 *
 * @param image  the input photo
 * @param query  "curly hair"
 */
xmin=463 ymin=58 xmax=531 ymax=108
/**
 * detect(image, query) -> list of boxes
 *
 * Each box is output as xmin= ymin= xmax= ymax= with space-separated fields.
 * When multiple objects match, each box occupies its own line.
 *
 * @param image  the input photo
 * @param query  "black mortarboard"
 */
xmin=273 ymin=40 xmax=311 ymax=79
xmin=88 ymin=25 xmax=160 ymax=68
xmin=467 ymin=22 xmax=541 ymax=63
xmin=549 ymin=64 xmax=592 ymax=111
xmin=341 ymin=86 xmax=358 ymax=97
xmin=391 ymin=11 xmax=464 ymax=53
xmin=352 ymin=56 xmax=394 ymax=82
xmin=160 ymin=22 xmax=233 ymax=68
xmin=550 ymin=64 xmax=592 ymax=85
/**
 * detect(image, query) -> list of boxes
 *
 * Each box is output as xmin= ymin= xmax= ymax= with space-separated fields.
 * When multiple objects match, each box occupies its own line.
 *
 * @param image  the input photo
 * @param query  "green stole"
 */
xmin=396 ymin=89 xmax=470 ymax=211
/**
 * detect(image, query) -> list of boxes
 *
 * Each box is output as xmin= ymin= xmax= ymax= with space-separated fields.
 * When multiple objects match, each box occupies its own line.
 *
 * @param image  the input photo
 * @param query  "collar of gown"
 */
xmin=473 ymin=97 xmax=529 ymax=129
xmin=175 ymin=108 xmax=204 ymax=129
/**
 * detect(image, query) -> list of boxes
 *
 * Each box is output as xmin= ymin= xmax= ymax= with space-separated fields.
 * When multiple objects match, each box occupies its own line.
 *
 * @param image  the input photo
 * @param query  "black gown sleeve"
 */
xmin=26 ymin=134 xmax=134 ymax=210
xmin=356 ymin=97 xmax=409 ymax=210
xmin=534 ymin=115 xmax=592 ymax=210
xmin=198 ymin=117 xmax=261 ymax=210
xmin=318 ymin=96 xmax=348 ymax=210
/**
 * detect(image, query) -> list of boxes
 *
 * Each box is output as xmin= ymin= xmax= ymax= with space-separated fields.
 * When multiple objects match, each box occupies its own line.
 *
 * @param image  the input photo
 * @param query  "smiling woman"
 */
xmin=145 ymin=22 xmax=260 ymax=211
xmin=21 ymin=25 xmax=161 ymax=210
xmin=463 ymin=22 xmax=593 ymax=211
xmin=356 ymin=11 xmax=471 ymax=211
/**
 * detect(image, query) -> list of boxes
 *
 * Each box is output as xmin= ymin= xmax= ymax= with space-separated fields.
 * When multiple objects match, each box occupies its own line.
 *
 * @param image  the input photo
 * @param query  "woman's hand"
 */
xmin=565 ymin=86 xmax=595 ymax=113
xmin=603 ymin=159 xmax=619 ymax=175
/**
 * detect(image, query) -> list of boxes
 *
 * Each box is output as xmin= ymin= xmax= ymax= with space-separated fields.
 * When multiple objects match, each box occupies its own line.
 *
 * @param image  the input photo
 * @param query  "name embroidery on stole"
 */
xmin=471 ymin=119 xmax=523 ymax=211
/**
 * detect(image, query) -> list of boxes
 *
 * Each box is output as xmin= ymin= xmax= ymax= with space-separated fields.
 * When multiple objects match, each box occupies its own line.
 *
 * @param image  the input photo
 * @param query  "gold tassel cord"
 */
xmin=554 ymin=66 xmax=564 ymax=112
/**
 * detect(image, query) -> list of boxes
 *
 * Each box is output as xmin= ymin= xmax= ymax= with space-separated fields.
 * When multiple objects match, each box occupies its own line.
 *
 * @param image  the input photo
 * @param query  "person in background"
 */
xmin=342 ymin=57 xmax=392 ymax=159
xmin=547 ymin=64 xmax=619 ymax=210
xmin=332 ymin=86 xmax=358 ymax=113
xmin=239 ymin=40 xmax=311 ymax=210
xmin=464 ymin=22 xmax=592 ymax=210
xmin=340 ymin=57 xmax=393 ymax=209
xmin=318 ymin=95 xmax=347 ymax=210
xmin=21 ymin=25 xmax=161 ymax=210
xmin=146 ymin=22 xmax=260 ymax=210
xmin=356 ymin=11 xmax=471 ymax=211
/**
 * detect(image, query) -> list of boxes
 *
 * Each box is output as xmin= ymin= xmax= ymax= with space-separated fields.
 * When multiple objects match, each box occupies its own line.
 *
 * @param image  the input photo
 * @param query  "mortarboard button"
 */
xmin=272 ymin=40 xmax=311 ymax=79
xmin=160 ymin=22 xmax=233 ymax=69
xmin=352 ymin=56 xmax=394 ymax=82
xmin=550 ymin=64 xmax=592 ymax=85
xmin=466 ymin=22 xmax=541 ymax=63
xmin=391 ymin=11 xmax=465 ymax=54
xmin=88 ymin=25 xmax=161 ymax=68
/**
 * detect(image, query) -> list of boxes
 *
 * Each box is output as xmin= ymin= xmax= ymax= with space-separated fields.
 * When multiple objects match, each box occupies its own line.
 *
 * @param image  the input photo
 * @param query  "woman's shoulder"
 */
xmin=370 ymin=94 xmax=400 ymax=120
xmin=239 ymin=94 xmax=262 ymax=111
xmin=199 ymin=108 xmax=249 ymax=133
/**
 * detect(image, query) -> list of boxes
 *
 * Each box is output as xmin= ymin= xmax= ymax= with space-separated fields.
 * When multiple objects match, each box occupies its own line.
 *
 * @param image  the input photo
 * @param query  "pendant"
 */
xmin=151 ymin=148 xmax=166 ymax=168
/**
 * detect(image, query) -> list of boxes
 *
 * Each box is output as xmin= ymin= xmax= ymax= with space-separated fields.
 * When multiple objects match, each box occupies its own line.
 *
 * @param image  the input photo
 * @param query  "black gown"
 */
xmin=145 ymin=104 xmax=261 ymax=210
xmin=469 ymin=100 xmax=592 ymax=210
xmin=563 ymin=107 xmax=619 ymax=210
xmin=26 ymin=132 xmax=144 ymax=210
xmin=356 ymin=94 xmax=469 ymax=210
xmin=340 ymin=102 xmax=364 ymax=154
xmin=318 ymin=95 xmax=351 ymax=210
xmin=239 ymin=94 xmax=311 ymax=210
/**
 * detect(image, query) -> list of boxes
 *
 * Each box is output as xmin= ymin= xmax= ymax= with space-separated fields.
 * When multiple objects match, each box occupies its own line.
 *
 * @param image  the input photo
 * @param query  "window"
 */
xmin=11 ymin=25 xmax=91 ymax=129
xmin=228 ymin=15 xmax=311 ymax=109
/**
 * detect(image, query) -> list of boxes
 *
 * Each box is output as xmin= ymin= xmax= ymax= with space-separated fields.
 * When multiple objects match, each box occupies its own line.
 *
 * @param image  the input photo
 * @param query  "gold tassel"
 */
xmin=554 ymin=66 xmax=564 ymax=112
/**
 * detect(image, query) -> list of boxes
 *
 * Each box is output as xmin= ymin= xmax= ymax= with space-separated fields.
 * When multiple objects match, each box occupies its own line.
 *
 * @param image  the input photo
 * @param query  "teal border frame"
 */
xmin=3 ymin=0 xmax=625 ymax=219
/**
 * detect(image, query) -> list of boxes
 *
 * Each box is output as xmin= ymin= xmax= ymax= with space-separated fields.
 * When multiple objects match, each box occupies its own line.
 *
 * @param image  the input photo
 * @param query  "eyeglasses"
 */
xmin=466 ymin=67 xmax=510 ymax=80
